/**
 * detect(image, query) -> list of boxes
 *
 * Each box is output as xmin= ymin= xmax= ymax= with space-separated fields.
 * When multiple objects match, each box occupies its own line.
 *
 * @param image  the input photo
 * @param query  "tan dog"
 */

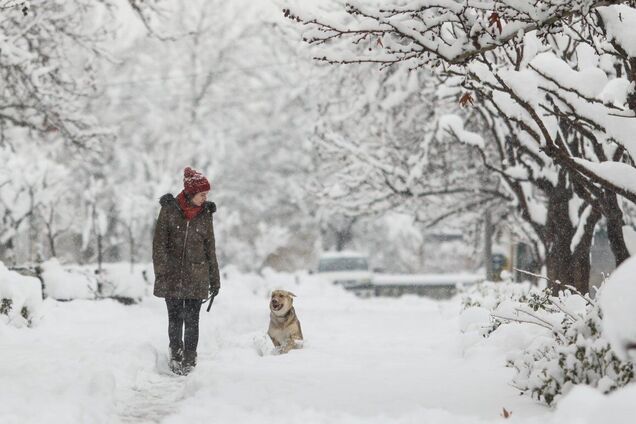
xmin=268 ymin=290 xmax=303 ymax=354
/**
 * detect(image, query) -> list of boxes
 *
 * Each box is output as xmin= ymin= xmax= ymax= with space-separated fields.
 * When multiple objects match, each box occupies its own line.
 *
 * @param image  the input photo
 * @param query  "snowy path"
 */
xmin=117 ymin=356 xmax=187 ymax=423
xmin=0 ymin=277 xmax=552 ymax=424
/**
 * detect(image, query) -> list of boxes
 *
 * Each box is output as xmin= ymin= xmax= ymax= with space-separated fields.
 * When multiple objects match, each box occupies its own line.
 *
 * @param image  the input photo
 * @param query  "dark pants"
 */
xmin=165 ymin=299 xmax=202 ymax=353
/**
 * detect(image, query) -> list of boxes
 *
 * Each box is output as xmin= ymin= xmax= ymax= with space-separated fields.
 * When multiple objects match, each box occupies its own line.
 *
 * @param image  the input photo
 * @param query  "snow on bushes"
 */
xmin=41 ymin=258 xmax=98 ymax=300
xmin=461 ymin=280 xmax=634 ymax=406
xmin=68 ymin=263 xmax=150 ymax=304
xmin=0 ymin=261 xmax=42 ymax=327
xmin=504 ymin=291 xmax=633 ymax=406
xmin=39 ymin=260 xmax=150 ymax=303
xmin=93 ymin=263 xmax=150 ymax=302
xmin=460 ymin=280 xmax=543 ymax=336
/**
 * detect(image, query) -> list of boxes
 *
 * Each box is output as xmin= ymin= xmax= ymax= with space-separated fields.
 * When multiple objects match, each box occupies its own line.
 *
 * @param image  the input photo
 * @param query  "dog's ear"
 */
xmin=285 ymin=291 xmax=297 ymax=298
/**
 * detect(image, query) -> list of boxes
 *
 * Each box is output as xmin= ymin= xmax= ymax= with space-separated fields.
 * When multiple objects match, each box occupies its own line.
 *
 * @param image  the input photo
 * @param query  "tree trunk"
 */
xmin=484 ymin=209 xmax=494 ymax=280
xmin=45 ymin=208 xmax=57 ymax=259
xmin=332 ymin=216 xmax=357 ymax=251
xmin=569 ymin=207 xmax=601 ymax=294
xmin=545 ymin=228 xmax=595 ymax=295
xmin=602 ymin=192 xmax=630 ymax=266
xmin=97 ymin=233 xmax=103 ymax=274
xmin=47 ymin=231 xmax=57 ymax=258
xmin=129 ymin=227 xmax=135 ymax=273
xmin=335 ymin=229 xmax=352 ymax=251
xmin=0 ymin=238 xmax=16 ymax=266
xmin=544 ymin=181 xmax=600 ymax=294
xmin=28 ymin=189 xmax=35 ymax=263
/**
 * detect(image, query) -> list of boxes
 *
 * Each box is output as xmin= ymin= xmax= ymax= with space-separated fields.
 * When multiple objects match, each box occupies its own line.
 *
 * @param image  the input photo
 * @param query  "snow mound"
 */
xmin=459 ymin=306 xmax=491 ymax=333
xmin=600 ymin=256 xmax=636 ymax=360
xmin=0 ymin=261 xmax=42 ymax=327
xmin=555 ymin=383 xmax=636 ymax=424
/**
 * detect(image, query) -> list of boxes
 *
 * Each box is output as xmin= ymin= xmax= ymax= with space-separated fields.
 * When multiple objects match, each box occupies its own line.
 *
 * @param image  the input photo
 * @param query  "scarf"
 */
xmin=176 ymin=190 xmax=203 ymax=221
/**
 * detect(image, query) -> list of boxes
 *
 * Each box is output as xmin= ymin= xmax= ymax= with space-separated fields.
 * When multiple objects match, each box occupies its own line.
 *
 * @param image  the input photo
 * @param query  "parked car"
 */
xmin=316 ymin=251 xmax=373 ymax=290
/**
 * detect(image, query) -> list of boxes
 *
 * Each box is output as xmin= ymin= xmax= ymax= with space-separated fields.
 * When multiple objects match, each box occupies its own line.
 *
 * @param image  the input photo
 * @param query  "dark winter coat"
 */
xmin=152 ymin=193 xmax=220 ymax=299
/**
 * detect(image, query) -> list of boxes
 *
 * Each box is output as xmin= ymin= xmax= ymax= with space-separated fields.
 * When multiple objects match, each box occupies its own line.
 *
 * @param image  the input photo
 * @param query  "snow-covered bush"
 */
xmin=40 ymin=258 xmax=98 ymax=300
xmin=462 ymin=280 xmax=634 ymax=406
xmin=461 ymin=280 xmax=542 ymax=311
xmin=90 ymin=263 xmax=150 ymax=304
xmin=0 ymin=261 xmax=42 ymax=327
xmin=505 ymin=292 xmax=634 ymax=405
xmin=460 ymin=280 xmax=544 ymax=336
xmin=41 ymin=260 xmax=150 ymax=304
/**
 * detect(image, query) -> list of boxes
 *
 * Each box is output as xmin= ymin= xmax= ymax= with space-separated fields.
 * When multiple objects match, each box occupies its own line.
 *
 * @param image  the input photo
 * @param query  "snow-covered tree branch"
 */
xmin=285 ymin=1 xmax=636 ymax=290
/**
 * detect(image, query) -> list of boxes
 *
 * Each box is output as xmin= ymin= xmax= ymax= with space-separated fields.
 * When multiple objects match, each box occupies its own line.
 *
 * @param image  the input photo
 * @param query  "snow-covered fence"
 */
xmin=0 ymin=262 xmax=42 ymax=328
xmin=368 ymin=273 xmax=483 ymax=299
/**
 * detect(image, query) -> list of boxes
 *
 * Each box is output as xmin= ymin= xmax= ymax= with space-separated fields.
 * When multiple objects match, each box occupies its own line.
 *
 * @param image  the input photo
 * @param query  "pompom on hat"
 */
xmin=183 ymin=167 xmax=211 ymax=195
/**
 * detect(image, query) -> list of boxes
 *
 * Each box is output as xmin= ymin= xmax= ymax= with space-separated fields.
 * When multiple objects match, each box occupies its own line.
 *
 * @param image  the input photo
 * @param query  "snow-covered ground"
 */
xmin=1 ymin=268 xmax=635 ymax=423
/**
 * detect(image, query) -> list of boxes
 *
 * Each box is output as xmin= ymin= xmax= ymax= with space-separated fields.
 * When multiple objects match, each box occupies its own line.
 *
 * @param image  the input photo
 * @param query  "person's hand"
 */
xmin=206 ymin=285 xmax=220 ymax=312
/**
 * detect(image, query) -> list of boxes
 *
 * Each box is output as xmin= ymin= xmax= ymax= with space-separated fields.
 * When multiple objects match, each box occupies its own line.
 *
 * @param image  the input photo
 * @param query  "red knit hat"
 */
xmin=183 ymin=167 xmax=211 ymax=195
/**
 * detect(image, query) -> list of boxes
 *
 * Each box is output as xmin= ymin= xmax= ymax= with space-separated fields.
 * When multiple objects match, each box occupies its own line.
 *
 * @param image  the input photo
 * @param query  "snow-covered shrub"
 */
xmin=40 ymin=258 xmax=98 ymax=300
xmin=463 ymin=280 xmax=634 ymax=406
xmin=41 ymin=261 xmax=150 ymax=304
xmin=90 ymin=263 xmax=150 ymax=304
xmin=0 ymin=261 xmax=42 ymax=327
xmin=461 ymin=280 xmax=542 ymax=310
xmin=505 ymin=292 xmax=634 ymax=405
xmin=460 ymin=281 xmax=544 ymax=336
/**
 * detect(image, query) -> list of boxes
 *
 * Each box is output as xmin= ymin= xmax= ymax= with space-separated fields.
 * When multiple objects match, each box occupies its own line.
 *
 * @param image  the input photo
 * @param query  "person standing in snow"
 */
xmin=152 ymin=167 xmax=221 ymax=375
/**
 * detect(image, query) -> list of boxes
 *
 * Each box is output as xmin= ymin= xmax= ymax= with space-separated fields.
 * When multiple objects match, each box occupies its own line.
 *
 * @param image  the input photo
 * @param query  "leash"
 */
xmin=202 ymin=294 xmax=216 ymax=312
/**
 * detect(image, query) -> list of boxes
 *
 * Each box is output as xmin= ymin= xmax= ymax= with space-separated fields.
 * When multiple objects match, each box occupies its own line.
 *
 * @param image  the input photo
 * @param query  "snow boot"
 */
xmin=182 ymin=350 xmax=197 ymax=375
xmin=169 ymin=346 xmax=184 ymax=375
